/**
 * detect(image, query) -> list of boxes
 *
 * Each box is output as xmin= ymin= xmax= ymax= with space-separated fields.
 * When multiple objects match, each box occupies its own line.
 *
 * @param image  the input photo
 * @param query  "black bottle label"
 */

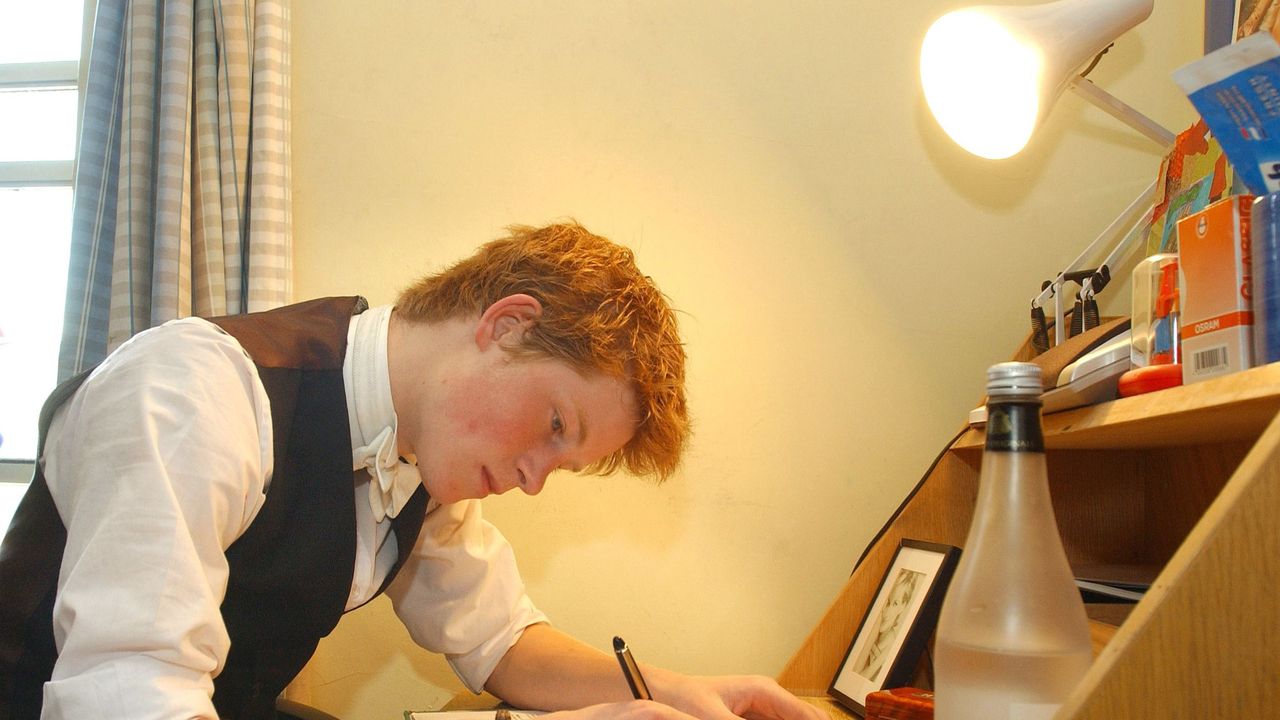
xmin=985 ymin=402 xmax=1045 ymax=452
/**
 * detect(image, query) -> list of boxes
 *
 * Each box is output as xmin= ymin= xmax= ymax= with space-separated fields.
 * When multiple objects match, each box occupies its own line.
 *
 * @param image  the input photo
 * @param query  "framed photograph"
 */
xmin=828 ymin=539 xmax=960 ymax=716
xmin=1208 ymin=0 xmax=1280 ymax=52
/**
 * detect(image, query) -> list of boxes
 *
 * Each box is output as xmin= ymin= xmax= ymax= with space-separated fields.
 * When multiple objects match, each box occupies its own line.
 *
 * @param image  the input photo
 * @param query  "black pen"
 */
xmin=612 ymin=636 xmax=652 ymax=700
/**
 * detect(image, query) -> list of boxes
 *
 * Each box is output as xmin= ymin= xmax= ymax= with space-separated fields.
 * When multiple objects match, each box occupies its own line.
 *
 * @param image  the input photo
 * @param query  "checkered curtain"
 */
xmin=58 ymin=0 xmax=292 ymax=380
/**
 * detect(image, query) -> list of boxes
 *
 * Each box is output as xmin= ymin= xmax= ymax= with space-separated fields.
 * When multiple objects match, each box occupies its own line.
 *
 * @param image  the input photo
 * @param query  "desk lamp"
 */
xmin=920 ymin=0 xmax=1177 ymax=346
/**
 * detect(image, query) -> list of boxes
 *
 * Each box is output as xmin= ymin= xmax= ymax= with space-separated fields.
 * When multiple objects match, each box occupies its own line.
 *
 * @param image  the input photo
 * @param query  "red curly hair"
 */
xmin=396 ymin=222 xmax=689 ymax=480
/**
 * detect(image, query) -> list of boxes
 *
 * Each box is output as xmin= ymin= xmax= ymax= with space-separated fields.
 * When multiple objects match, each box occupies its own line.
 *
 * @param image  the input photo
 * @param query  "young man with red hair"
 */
xmin=0 ymin=222 xmax=823 ymax=720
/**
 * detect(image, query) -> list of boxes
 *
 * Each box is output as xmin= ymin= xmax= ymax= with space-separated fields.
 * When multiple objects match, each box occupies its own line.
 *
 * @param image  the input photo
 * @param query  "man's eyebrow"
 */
xmin=576 ymin=402 xmax=588 ymax=447
xmin=571 ymin=403 xmax=588 ymax=473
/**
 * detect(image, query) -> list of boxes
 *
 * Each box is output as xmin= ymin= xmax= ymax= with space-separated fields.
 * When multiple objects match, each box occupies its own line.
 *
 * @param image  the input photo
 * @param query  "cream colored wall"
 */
xmin=289 ymin=2 xmax=1204 ymax=717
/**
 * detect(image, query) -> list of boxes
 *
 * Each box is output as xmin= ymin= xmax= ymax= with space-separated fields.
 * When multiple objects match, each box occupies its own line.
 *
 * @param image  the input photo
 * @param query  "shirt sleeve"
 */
xmin=385 ymin=499 xmax=548 ymax=693
xmin=39 ymin=318 xmax=274 ymax=720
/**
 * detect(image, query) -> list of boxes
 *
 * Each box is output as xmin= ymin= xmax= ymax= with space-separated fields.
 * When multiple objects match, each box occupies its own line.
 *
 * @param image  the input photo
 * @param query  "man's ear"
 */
xmin=475 ymin=294 xmax=543 ymax=349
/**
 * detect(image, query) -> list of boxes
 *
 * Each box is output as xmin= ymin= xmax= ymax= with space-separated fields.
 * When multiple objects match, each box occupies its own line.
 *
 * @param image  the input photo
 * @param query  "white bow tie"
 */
xmin=353 ymin=425 xmax=418 ymax=522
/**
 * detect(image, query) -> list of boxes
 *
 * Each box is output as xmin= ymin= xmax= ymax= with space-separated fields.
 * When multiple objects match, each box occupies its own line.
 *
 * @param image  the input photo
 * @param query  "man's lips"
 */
xmin=481 ymin=466 xmax=497 ymax=497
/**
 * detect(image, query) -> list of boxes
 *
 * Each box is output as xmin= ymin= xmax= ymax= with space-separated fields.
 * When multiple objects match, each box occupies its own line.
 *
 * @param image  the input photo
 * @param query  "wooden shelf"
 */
xmin=779 ymin=360 xmax=1280 ymax=717
xmin=953 ymin=361 xmax=1280 ymax=452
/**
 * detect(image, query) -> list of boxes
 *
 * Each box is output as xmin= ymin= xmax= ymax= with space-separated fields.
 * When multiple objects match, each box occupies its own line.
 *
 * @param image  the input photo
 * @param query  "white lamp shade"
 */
xmin=920 ymin=0 xmax=1154 ymax=159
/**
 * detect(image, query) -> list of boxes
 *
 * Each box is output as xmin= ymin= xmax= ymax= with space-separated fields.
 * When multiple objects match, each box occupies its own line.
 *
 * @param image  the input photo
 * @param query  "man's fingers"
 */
xmin=546 ymin=700 xmax=705 ymax=720
xmin=728 ymin=677 xmax=830 ymax=720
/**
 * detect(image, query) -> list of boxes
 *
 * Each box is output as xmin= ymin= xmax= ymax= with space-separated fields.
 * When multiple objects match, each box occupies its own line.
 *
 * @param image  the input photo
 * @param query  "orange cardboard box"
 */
xmin=1176 ymin=195 xmax=1256 ymax=383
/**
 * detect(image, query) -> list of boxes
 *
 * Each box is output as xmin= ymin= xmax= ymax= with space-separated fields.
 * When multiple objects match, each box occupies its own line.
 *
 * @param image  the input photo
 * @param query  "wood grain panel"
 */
xmin=953 ymin=363 xmax=1280 ymax=451
xmin=1060 ymin=413 xmax=1280 ymax=718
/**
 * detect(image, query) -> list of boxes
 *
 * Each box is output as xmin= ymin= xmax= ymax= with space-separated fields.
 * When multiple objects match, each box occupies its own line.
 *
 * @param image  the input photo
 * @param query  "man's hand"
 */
xmin=542 ymin=681 xmax=828 ymax=720
xmin=487 ymin=625 xmax=827 ymax=720
xmin=541 ymin=700 xmax=701 ymax=720
xmin=537 ymin=670 xmax=830 ymax=720
xmin=646 ymin=671 xmax=829 ymax=720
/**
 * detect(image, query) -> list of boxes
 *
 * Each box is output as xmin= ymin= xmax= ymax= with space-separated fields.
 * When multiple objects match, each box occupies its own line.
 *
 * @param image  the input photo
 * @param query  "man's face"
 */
xmin=408 ymin=350 xmax=639 ymax=505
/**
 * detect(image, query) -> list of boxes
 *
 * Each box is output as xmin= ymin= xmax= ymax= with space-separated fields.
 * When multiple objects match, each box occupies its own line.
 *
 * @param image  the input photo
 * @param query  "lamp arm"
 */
xmin=1033 ymin=177 xmax=1159 ymax=344
xmin=1069 ymin=77 xmax=1177 ymax=149
xmin=1083 ymin=205 xmax=1150 ymax=298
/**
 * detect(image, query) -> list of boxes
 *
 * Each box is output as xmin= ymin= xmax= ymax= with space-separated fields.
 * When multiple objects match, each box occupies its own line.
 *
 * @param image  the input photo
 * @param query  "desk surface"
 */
xmin=798 ymin=696 xmax=856 ymax=720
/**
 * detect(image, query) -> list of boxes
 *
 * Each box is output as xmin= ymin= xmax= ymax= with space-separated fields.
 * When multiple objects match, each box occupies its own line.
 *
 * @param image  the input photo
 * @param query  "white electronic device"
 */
xmin=969 ymin=330 xmax=1133 ymax=425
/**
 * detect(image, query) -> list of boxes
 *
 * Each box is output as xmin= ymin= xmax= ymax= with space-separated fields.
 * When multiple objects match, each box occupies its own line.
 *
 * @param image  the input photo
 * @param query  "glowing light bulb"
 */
xmin=921 ymin=10 xmax=1045 ymax=159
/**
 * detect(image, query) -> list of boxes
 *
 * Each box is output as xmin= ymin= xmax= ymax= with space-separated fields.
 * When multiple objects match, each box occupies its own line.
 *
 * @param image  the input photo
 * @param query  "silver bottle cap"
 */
xmin=986 ymin=361 xmax=1043 ymax=401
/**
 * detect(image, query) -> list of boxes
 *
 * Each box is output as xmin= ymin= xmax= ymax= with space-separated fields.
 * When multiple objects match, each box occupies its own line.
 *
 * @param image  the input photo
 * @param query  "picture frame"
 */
xmin=1208 ymin=1 xmax=1280 ymax=52
xmin=1204 ymin=0 xmax=1237 ymax=53
xmin=828 ymin=539 xmax=960 ymax=717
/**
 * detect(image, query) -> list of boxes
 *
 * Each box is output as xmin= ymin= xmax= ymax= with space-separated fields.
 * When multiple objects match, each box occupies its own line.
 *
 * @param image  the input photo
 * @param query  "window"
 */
xmin=0 ymin=0 xmax=86 ymax=534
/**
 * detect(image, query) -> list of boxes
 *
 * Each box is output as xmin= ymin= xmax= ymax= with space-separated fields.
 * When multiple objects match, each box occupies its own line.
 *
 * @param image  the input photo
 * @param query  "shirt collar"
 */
xmin=343 ymin=304 xmax=420 ymax=522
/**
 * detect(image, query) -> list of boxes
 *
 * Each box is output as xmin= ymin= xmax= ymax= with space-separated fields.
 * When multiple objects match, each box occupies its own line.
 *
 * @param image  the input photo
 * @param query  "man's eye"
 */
xmin=551 ymin=413 xmax=564 ymax=434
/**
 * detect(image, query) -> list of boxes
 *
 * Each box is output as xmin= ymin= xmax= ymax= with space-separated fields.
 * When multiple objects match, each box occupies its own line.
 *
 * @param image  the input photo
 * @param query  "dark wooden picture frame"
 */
xmin=828 ymin=539 xmax=960 ymax=717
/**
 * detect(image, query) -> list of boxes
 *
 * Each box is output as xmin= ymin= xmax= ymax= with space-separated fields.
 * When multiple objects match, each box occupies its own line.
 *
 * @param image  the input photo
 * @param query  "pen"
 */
xmin=612 ymin=636 xmax=652 ymax=701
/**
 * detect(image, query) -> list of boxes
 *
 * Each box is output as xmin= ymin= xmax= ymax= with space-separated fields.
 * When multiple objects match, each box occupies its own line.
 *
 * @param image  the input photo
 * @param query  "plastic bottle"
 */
xmin=934 ymin=362 xmax=1092 ymax=720
xmin=1151 ymin=261 xmax=1181 ymax=365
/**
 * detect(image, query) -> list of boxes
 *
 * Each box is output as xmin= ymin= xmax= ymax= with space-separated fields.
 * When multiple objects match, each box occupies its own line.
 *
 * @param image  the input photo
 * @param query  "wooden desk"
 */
xmin=796 ymin=695 xmax=857 ymax=719
xmin=777 ymin=362 xmax=1280 ymax=717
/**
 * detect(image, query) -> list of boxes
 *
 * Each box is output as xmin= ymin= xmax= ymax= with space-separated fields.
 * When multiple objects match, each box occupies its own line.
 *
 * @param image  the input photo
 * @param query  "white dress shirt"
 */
xmin=39 ymin=309 xmax=545 ymax=719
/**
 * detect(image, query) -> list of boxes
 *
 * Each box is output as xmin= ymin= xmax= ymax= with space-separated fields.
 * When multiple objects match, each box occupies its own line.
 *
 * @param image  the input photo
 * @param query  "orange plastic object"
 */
xmin=865 ymin=687 xmax=934 ymax=720
xmin=1118 ymin=364 xmax=1184 ymax=397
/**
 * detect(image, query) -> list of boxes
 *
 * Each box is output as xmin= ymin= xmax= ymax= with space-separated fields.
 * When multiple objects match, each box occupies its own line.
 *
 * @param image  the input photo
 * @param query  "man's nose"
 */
xmin=519 ymin=449 xmax=559 ymax=496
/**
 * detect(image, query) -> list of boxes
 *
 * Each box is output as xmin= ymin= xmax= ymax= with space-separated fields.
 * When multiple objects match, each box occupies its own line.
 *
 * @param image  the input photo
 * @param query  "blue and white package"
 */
xmin=1174 ymin=33 xmax=1280 ymax=195
xmin=1251 ymin=194 xmax=1280 ymax=363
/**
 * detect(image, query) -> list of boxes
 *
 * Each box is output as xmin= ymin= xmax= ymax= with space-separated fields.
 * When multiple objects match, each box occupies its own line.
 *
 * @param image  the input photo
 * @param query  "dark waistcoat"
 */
xmin=0 ymin=297 xmax=429 ymax=720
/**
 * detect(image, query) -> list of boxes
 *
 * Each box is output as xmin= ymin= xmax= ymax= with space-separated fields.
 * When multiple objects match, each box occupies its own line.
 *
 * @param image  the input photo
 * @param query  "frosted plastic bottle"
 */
xmin=934 ymin=362 xmax=1092 ymax=720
